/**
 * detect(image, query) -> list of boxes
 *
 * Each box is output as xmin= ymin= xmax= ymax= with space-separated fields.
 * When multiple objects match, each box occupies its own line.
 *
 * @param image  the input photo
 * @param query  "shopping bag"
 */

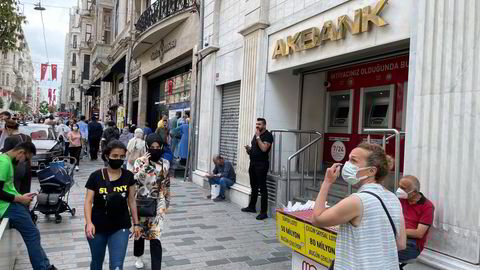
xmin=211 ymin=184 xmax=220 ymax=200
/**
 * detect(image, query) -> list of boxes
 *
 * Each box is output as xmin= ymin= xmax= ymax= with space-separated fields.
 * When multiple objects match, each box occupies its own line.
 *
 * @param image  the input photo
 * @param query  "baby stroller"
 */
xmin=32 ymin=156 xmax=76 ymax=224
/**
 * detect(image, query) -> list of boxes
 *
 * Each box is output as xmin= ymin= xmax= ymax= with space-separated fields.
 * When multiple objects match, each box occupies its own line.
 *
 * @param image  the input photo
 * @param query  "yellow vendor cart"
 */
xmin=276 ymin=209 xmax=337 ymax=270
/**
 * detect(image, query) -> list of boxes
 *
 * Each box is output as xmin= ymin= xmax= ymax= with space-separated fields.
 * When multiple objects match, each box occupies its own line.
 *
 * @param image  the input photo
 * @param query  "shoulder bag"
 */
xmin=102 ymin=168 xmax=127 ymax=218
xmin=136 ymin=167 xmax=157 ymax=217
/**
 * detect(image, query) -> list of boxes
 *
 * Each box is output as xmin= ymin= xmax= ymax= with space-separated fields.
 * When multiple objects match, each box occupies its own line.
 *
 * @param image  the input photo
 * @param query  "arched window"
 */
xmin=71 ymin=88 xmax=75 ymax=100
xmin=72 ymin=53 xmax=76 ymax=66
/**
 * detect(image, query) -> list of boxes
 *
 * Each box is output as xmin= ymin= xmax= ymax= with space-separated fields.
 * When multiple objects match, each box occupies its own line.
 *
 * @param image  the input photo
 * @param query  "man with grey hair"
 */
xmin=205 ymin=155 xmax=236 ymax=202
xmin=396 ymin=175 xmax=435 ymax=265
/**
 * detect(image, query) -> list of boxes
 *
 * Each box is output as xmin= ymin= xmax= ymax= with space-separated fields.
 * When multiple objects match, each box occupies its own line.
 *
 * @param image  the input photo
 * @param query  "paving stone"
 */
xmin=203 ymin=245 xmax=226 ymax=251
xmin=205 ymin=258 xmax=230 ymax=266
xmin=228 ymin=256 xmax=252 ymax=262
xmin=13 ymin=159 xmax=292 ymax=270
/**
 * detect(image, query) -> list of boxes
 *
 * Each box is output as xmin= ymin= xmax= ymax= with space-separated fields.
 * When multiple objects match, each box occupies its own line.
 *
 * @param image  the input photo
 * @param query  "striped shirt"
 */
xmin=335 ymin=183 xmax=402 ymax=270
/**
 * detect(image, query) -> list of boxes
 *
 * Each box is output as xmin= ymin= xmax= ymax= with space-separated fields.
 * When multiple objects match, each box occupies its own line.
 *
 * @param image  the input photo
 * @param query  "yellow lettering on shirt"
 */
xmin=99 ymin=187 xmax=107 ymax=194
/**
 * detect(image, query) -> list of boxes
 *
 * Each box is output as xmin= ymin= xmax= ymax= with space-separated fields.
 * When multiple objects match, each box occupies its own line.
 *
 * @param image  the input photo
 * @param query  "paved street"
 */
xmin=13 ymin=159 xmax=292 ymax=270
xmin=12 ymin=158 xmax=437 ymax=270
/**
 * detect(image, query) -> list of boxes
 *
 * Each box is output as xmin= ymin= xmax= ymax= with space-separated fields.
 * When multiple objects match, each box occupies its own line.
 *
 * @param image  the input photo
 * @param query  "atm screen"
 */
xmin=335 ymin=107 xmax=349 ymax=119
xmin=371 ymin=104 xmax=389 ymax=118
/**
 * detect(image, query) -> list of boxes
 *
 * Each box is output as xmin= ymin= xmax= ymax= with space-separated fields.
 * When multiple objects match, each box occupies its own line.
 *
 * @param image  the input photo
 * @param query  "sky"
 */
xmin=20 ymin=0 xmax=77 ymax=101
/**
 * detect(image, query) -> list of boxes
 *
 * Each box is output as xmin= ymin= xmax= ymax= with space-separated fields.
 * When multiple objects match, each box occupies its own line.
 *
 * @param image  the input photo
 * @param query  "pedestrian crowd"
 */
xmin=0 ymin=110 xmax=434 ymax=270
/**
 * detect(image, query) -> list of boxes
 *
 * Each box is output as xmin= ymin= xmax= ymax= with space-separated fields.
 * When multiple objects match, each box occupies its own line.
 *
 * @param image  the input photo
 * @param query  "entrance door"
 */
xmin=132 ymin=101 xmax=138 ymax=125
xmin=219 ymin=82 xmax=241 ymax=166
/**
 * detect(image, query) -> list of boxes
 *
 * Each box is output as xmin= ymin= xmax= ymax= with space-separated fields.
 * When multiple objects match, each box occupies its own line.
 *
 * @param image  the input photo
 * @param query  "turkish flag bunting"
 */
xmin=41 ymin=64 xmax=48 ymax=81
xmin=51 ymin=64 xmax=57 ymax=80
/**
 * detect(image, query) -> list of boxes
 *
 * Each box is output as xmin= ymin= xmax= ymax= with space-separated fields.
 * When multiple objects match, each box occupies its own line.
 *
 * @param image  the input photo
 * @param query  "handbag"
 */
xmin=136 ymin=196 xmax=157 ymax=217
xmin=327 ymin=191 xmax=398 ymax=270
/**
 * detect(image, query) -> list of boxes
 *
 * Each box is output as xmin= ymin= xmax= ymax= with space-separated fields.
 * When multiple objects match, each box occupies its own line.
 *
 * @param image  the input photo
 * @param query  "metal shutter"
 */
xmin=219 ymin=82 xmax=241 ymax=166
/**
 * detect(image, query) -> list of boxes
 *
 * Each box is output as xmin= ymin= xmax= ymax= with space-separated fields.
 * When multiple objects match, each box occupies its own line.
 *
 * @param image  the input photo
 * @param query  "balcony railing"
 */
xmin=135 ymin=0 xmax=196 ymax=33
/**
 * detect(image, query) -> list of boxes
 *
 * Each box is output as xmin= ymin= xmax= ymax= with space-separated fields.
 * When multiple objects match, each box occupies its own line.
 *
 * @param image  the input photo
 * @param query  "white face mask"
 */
xmin=341 ymin=161 xmax=371 ymax=185
xmin=396 ymin=188 xmax=413 ymax=199
xmin=72 ymin=127 xmax=78 ymax=131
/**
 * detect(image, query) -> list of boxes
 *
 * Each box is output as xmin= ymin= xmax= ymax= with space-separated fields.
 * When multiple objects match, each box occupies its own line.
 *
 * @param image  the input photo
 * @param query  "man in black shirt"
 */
xmin=88 ymin=116 xmax=104 ymax=160
xmin=241 ymin=118 xmax=273 ymax=220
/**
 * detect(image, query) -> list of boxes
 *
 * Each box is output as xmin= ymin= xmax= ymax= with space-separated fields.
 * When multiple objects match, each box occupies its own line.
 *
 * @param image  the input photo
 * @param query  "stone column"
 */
xmin=404 ymin=0 xmax=480 ymax=268
xmin=137 ymin=75 xmax=147 ymax=127
xmin=235 ymin=22 xmax=269 ymax=188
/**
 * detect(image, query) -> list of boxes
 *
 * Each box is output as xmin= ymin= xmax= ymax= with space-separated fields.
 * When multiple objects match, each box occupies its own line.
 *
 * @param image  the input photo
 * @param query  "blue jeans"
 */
xmin=87 ymin=228 xmax=130 ymax=270
xmin=208 ymin=177 xmax=235 ymax=197
xmin=398 ymin=239 xmax=421 ymax=262
xmin=4 ymin=202 xmax=52 ymax=270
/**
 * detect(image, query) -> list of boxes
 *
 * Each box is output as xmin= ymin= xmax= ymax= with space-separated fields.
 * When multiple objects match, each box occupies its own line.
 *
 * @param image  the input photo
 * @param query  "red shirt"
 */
xmin=400 ymin=193 xmax=435 ymax=251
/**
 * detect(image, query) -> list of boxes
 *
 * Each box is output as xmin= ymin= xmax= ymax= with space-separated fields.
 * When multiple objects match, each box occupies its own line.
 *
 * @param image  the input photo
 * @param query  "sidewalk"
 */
xmin=13 ymin=159 xmax=437 ymax=270
xmin=14 ymin=159 xmax=291 ymax=270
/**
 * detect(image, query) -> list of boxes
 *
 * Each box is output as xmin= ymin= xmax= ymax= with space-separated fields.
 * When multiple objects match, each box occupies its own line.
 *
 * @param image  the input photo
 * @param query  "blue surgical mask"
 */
xmin=341 ymin=161 xmax=371 ymax=185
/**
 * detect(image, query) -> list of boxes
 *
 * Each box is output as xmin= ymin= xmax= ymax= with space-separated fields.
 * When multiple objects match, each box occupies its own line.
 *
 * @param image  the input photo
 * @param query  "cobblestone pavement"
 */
xmin=14 ymin=159 xmax=292 ymax=270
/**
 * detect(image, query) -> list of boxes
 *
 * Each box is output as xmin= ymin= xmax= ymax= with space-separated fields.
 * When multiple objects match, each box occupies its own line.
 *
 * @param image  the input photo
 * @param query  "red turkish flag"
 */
xmin=51 ymin=64 xmax=57 ymax=80
xmin=40 ymin=64 xmax=48 ymax=81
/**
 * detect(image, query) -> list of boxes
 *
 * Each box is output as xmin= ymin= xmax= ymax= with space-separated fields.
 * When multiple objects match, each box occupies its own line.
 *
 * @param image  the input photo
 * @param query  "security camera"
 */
xmin=324 ymin=81 xmax=331 ymax=88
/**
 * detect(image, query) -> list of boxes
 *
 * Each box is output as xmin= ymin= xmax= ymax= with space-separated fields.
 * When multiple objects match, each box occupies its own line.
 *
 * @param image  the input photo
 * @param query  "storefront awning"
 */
xmin=85 ymin=77 xmax=102 ymax=96
xmin=101 ymin=55 xmax=126 ymax=82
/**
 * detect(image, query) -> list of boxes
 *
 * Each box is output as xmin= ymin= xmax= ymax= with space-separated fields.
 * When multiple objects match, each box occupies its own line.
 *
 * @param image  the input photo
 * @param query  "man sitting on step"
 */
xmin=205 ymin=155 xmax=236 ymax=202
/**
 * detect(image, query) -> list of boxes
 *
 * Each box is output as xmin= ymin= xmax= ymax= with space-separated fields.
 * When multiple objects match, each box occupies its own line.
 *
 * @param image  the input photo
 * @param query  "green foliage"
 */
xmin=39 ymin=101 xmax=49 ymax=115
xmin=0 ymin=97 xmax=4 ymax=109
xmin=0 ymin=0 xmax=26 ymax=53
xmin=9 ymin=101 xmax=18 ymax=111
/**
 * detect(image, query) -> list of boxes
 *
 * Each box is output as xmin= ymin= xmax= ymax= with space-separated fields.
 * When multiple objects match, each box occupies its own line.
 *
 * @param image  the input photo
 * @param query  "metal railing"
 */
xmin=363 ymin=128 xmax=405 ymax=191
xmin=270 ymin=129 xmax=322 ymax=202
xmin=135 ymin=0 xmax=197 ymax=33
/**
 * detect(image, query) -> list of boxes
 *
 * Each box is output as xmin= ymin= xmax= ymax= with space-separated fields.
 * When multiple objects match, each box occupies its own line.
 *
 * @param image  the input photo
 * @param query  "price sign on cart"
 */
xmin=331 ymin=141 xmax=346 ymax=162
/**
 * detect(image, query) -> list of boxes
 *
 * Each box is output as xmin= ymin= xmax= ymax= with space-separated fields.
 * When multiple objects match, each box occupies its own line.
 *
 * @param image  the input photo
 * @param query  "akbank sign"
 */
xmin=266 ymin=0 xmax=413 ymax=73
xmin=272 ymin=0 xmax=389 ymax=59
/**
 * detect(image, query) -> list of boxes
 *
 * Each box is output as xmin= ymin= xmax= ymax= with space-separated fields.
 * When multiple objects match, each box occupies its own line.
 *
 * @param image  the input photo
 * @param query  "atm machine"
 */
xmin=325 ymin=89 xmax=354 ymax=134
xmin=359 ymin=84 xmax=395 ymax=131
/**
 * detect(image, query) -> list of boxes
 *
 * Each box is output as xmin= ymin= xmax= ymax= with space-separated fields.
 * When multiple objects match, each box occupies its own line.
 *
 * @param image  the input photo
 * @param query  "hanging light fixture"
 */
xmin=33 ymin=2 xmax=46 ymax=11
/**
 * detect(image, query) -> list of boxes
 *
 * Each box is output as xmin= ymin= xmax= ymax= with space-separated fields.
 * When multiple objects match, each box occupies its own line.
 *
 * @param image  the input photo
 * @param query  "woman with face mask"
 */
xmin=67 ymin=124 xmax=82 ymax=171
xmin=84 ymin=140 xmax=140 ymax=270
xmin=126 ymin=128 xmax=146 ymax=172
xmin=132 ymin=133 xmax=173 ymax=270
xmin=119 ymin=127 xmax=134 ymax=148
xmin=312 ymin=143 xmax=406 ymax=270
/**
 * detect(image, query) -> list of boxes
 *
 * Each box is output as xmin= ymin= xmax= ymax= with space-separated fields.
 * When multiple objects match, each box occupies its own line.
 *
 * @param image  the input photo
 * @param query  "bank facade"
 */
xmin=193 ymin=0 xmax=480 ymax=269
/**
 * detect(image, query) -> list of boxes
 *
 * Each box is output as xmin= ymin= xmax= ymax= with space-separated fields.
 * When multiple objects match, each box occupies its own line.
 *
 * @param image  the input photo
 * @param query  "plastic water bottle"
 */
xmin=281 ymin=166 xmax=287 ymax=179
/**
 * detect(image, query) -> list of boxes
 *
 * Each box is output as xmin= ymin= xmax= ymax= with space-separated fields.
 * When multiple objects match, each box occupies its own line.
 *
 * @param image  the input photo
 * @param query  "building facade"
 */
xmin=61 ymin=6 xmax=82 ymax=115
xmin=193 ymin=0 xmax=480 ymax=269
xmin=0 ymin=31 xmax=35 ymax=112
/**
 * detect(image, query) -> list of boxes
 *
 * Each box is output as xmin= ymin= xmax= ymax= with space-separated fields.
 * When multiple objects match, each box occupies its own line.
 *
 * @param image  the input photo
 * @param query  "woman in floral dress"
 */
xmin=133 ymin=133 xmax=173 ymax=269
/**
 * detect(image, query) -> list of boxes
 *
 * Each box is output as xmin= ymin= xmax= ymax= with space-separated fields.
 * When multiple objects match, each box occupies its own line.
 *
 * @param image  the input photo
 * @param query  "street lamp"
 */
xmin=33 ymin=2 xmax=46 ymax=11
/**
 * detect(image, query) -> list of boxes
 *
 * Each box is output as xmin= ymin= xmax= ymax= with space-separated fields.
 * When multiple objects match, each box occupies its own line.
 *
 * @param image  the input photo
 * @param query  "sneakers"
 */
xmin=206 ymin=194 xmax=212 ymax=199
xmin=256 ymin=213 xmax=268 ymax=220
xmin=75 ymin=166 xmax=79 ymax=171
xmin=135 ymin=256 xmax=144 ymax=269
xmin=241 ymin=207 xmax=256 ymax=213
xmin=213 ymin=196 xmax=225 ymax=202
xmin=47 ymin=265 xmax=58 ymax=270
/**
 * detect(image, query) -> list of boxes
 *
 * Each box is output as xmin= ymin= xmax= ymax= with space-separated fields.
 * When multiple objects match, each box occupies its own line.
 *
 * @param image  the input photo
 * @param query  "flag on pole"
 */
xmin=41 ymin=64 xmax=48 ymax=81
xmin=48 ymin=88 xmax=52 ymax=105
xmin=51 ymin=64 xmax=57 ymax=80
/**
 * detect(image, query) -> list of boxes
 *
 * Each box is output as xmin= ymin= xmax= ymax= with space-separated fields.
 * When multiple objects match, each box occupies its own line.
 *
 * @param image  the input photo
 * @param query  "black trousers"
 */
xmin=69 ymin=146 xmax=81 ymax=166
xmin=248 ymin=162 xmax=269 ymax=213
xmin=134 ymin=238 xmax=162 ymax=270
xmin=89 ymin=138 xmax=100 ymax=160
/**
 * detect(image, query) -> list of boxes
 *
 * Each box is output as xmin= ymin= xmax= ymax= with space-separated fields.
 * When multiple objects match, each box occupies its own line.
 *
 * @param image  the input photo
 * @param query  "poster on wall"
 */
xmin=331 ymin=141 xmax=346 ymax=162
xmin=117 ymin=106 xmax=125 ymax=129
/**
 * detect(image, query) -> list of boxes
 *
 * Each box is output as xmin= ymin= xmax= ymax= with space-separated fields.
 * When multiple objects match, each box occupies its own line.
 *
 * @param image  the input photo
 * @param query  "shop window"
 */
xmin=164 ymin=71 xmax=192 ymax=105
